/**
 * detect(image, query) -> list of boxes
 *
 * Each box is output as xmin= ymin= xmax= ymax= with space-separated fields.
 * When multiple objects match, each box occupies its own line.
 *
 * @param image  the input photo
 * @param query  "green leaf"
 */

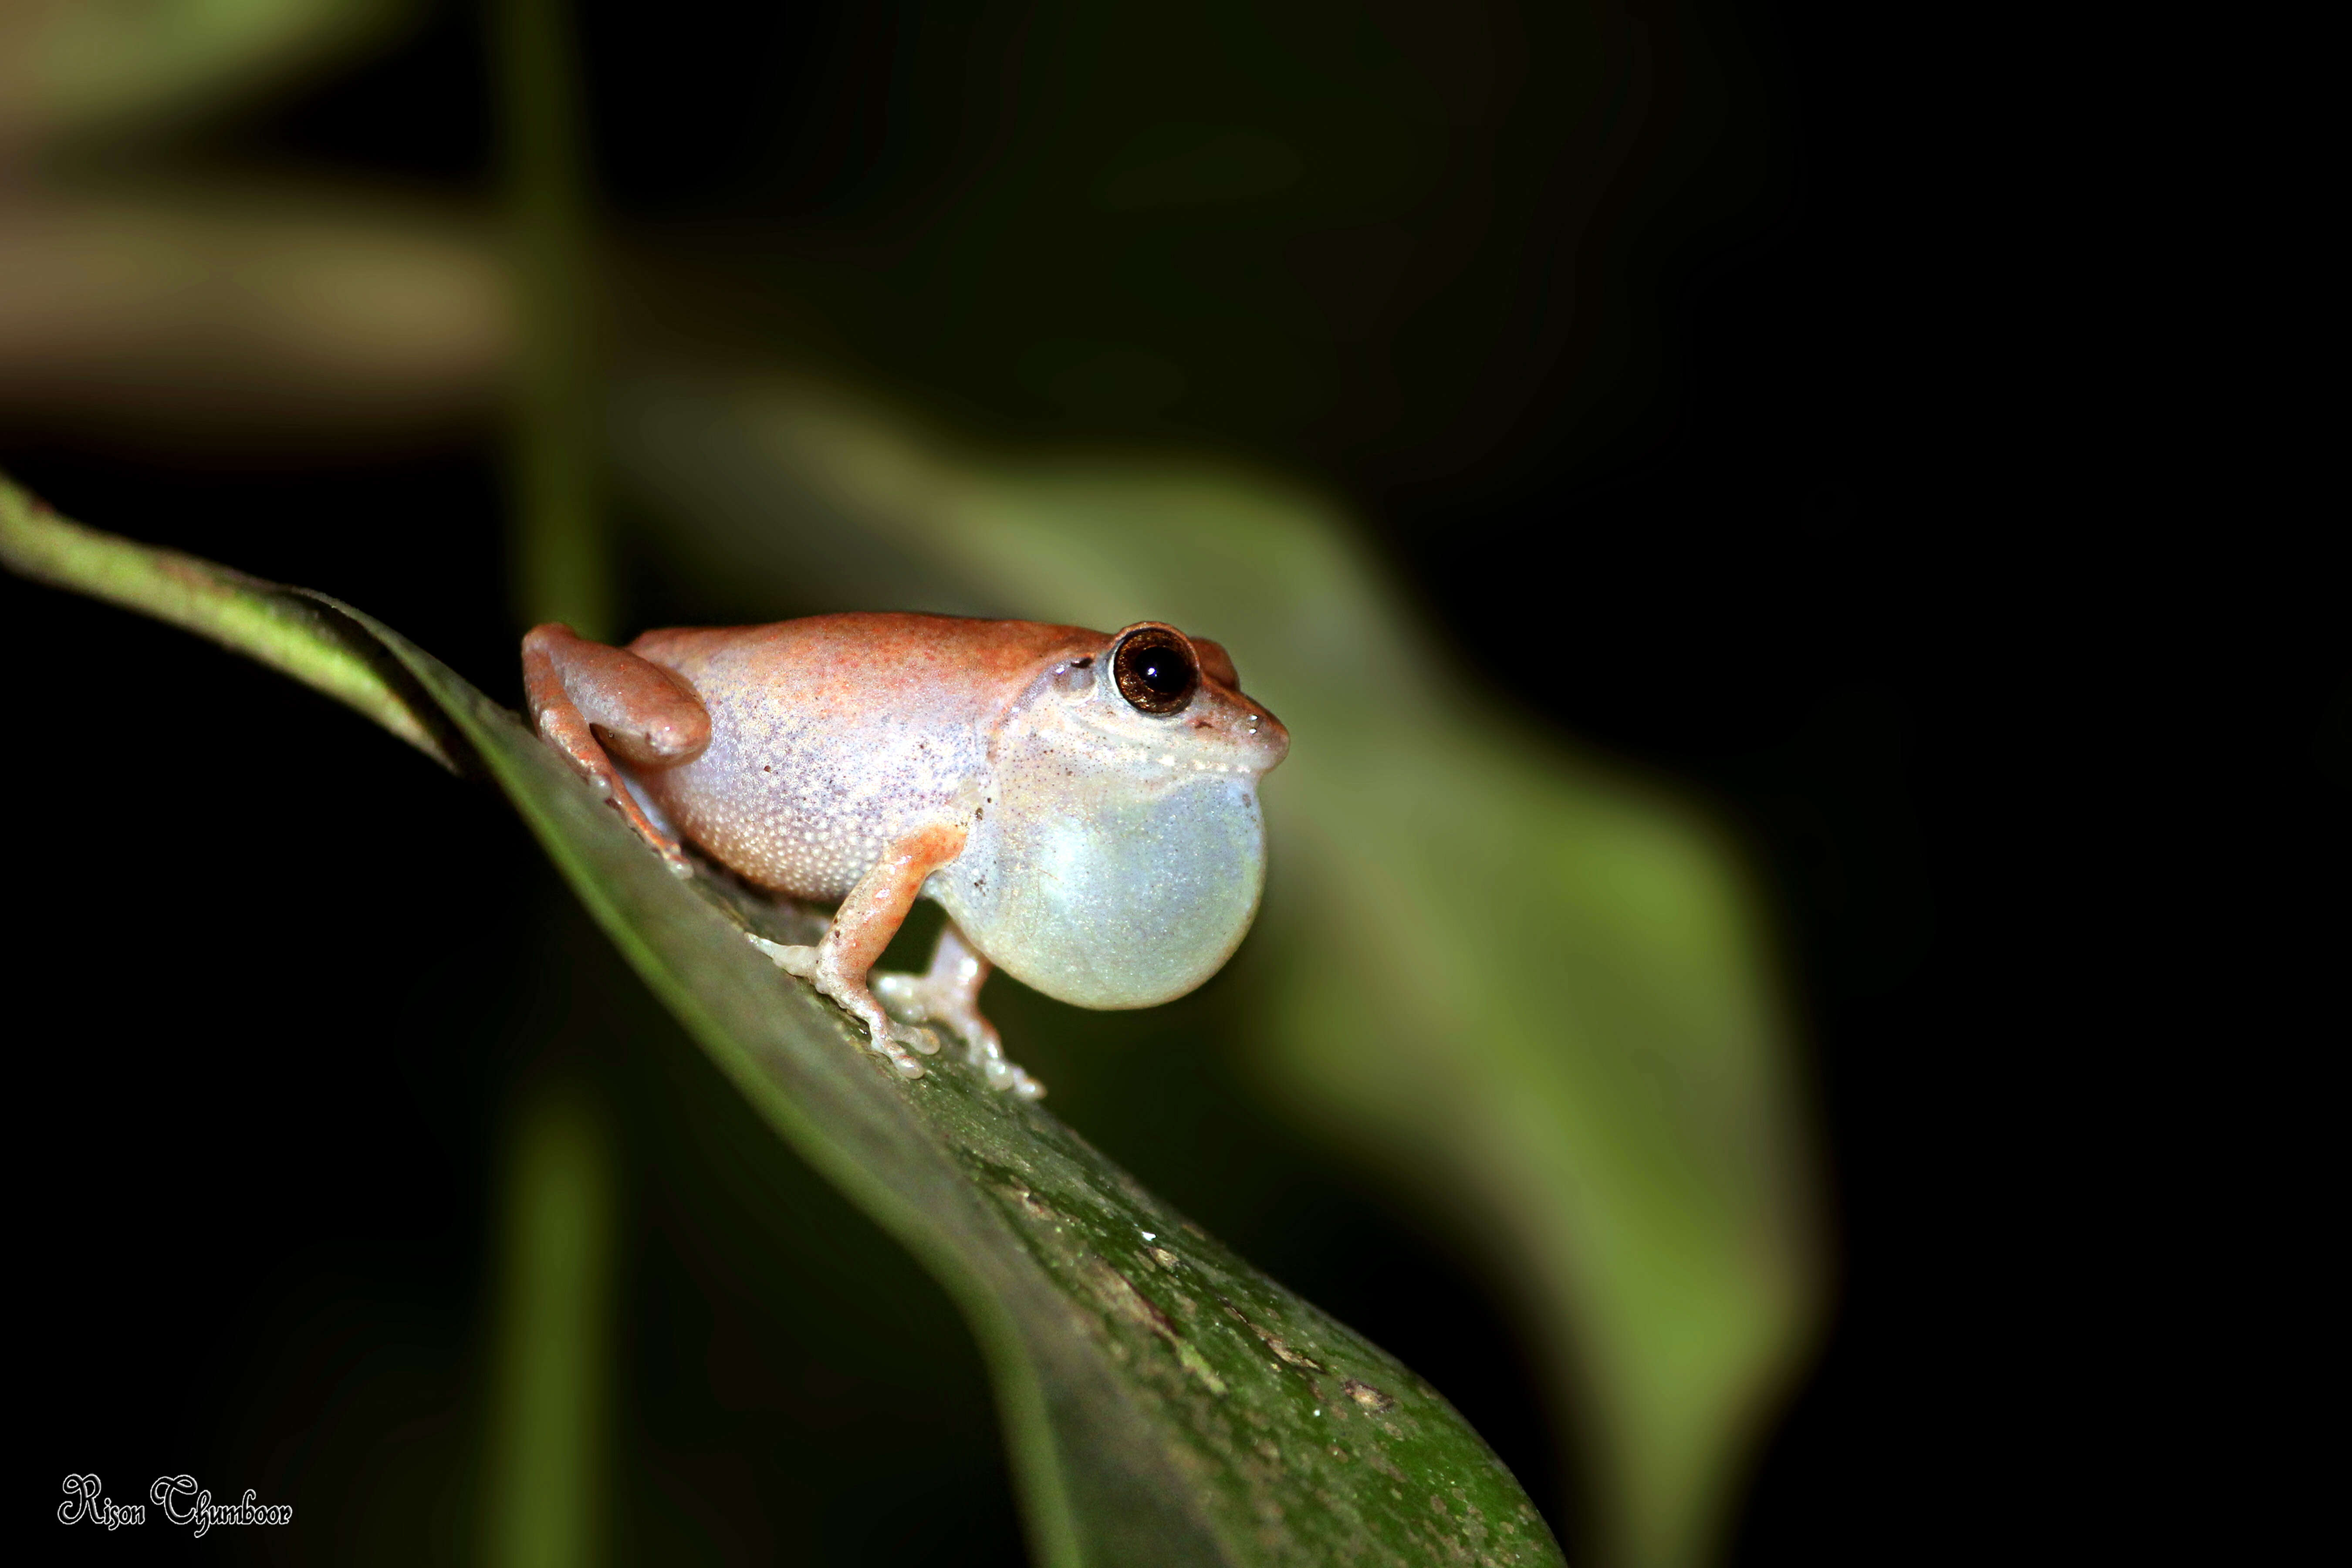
xmin=2 ymin=470 xmax=1565 ymax=1568
xmin=2 ymin=0 xmax=411 ymax=153
xmin=612 ymin=375 xmax=1828 ymax=1568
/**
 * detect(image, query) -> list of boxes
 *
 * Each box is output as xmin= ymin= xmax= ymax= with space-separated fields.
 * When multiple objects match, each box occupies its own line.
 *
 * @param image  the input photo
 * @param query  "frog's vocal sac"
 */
xmin=522 ymin=613 xmax=1289 ymax=1097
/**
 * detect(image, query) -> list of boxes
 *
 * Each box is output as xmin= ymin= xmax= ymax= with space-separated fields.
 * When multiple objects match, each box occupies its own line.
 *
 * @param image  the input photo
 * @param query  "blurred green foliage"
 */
xmin=481 ymin=1087 xmax=618 ymax=1568
xmin=0 ymin=0 xmax=406 ymax=150
xmin=495 ymin=0 xmax=609 ymax=639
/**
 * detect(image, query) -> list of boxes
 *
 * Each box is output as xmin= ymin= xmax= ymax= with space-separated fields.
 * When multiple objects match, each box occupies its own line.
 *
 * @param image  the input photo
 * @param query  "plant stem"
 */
xmin=483 ymin=8 xmax=615 ymax=1565
xmin=494 ymin=0 xmax=609 ymax=639
xmin=480 ymin=1083 xmax=617 ymax=1568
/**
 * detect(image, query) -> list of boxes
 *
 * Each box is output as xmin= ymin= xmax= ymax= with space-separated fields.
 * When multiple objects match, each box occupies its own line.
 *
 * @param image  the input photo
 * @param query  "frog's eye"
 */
xmin=1111 ymin=626 xmax=1199 ymax=715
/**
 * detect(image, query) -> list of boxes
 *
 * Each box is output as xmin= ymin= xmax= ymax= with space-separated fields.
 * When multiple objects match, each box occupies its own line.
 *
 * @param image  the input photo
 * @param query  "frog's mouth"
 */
xmin=926 ymin=768 xmax=1267 ymax=1011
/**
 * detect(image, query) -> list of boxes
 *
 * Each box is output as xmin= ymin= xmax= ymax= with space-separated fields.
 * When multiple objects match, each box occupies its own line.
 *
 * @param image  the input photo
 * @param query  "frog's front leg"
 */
xmin=523 ymin=623 xmax=710 ymax=876
xmin=750 ymin=823 xmax=967 ymax=1081
xmin=874 ymin=922 xmax=1045 ymax=1099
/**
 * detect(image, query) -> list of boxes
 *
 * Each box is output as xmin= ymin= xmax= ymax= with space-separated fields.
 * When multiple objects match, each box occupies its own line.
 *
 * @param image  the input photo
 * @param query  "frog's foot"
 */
xmin=748 ymin=935 xmax=937 ymax=1078
xmin=872 ymin=923 xmax=1045 ymax=1100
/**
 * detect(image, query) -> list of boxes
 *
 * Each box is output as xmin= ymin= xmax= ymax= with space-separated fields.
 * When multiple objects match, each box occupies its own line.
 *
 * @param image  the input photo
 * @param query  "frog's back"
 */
xmin=627 ymin=614 xmax=1095 ymax=899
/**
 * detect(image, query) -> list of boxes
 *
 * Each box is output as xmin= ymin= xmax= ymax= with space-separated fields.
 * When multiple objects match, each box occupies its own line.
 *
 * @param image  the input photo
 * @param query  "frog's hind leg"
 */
xmin=523 ymin=623 xmax=710 ymax=876
xmin=873 ymin=920 xmax=1045 ymax=1099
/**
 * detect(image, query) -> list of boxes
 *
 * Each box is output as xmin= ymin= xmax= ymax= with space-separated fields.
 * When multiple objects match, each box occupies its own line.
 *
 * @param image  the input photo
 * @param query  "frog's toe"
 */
xmin=990 ymin=1061 xmax=1046 ymax=1100
xmin=748 ymin=934 xmax=820 ymax=977
xmin=865 ymin=1028 xmax=928 ymax=1079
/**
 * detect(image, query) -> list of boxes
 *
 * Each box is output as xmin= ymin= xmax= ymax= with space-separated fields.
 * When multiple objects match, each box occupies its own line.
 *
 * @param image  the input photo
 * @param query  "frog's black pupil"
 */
xmin=1137 ymin=657 xmax=1186 ymax=696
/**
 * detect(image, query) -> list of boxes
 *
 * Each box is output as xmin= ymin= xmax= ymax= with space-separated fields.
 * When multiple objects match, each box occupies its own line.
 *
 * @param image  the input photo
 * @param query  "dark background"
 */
xmin=13 ymin=0 xmax=2227 ymax=1562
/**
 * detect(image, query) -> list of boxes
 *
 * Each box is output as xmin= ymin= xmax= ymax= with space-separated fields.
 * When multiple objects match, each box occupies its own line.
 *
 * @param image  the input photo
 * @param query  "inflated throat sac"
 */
xmin=928 ymin=759 xmax=1267 ymax=1010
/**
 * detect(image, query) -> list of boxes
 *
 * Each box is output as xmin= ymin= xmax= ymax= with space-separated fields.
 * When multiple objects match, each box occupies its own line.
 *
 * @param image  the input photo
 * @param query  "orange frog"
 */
xmin=524 ymin=615 xmax=1288 ymax=1096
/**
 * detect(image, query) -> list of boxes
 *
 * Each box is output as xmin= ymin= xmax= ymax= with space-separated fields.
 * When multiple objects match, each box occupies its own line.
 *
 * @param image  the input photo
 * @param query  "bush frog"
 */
xmin=523 ymin=614 xmax=1288 ymax=1096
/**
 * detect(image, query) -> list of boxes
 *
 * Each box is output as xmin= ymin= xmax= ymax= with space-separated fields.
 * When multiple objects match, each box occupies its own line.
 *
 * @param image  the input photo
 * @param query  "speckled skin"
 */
xmin=522 ymin=612 xmax=1287 ymax=1093
xmin=627 ymin=616 xmax=1099 ymax=899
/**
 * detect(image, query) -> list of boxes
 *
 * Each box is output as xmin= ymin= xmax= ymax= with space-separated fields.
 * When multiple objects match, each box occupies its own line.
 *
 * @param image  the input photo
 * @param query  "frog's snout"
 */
xmin=1194 ymin=691 xmax=1287 ymax=777
xmin=1236 ymin=704 xmax=1289 ymax=776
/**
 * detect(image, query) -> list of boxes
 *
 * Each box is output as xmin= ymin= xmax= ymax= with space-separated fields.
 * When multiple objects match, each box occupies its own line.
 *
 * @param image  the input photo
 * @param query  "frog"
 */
xmin=522 ymin=613 xmax=1288 ymax=1097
